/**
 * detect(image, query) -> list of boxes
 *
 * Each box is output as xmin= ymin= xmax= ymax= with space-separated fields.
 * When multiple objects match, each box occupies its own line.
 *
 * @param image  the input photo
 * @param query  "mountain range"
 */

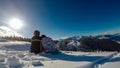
xmin=57 ymin=33 xmax=120 ymax=52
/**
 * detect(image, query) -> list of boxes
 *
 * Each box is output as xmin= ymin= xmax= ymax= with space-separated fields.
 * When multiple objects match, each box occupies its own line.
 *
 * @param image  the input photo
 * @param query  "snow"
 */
xmin=0 ymin=39 xmax=8 ymax=42
xmin=0 ymin=41 xmax=30 ymax=51
xmin=99 ymin=53 xmax=120 ymax=68
xmin=7 ymin=56 xmax=22 ymax=68
xmin=32 ymin=60 xmax=43 ymax=66
xmin=0 ymin=39 xmax=119 ymax=68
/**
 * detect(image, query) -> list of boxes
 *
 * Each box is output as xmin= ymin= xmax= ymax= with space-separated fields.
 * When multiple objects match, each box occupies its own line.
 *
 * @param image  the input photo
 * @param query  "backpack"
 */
xmin=41 ymin=37 xmax=56 ymax=53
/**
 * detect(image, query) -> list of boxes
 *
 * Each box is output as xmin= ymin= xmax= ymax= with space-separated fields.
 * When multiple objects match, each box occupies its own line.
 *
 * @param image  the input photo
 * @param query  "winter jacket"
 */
xmin=30 ymin=36 xmax=44 ymax=54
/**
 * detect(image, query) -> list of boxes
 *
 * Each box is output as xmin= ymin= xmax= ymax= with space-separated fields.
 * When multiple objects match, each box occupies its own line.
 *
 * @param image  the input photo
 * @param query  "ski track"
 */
xmin=78 ymin=52 xmax=118 ymax=68
xmin=93 ymin=52 xmax=117 ymax=68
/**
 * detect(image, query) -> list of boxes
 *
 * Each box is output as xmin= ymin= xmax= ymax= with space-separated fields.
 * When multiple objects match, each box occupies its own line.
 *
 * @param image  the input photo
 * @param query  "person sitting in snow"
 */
xmin=30 ymin=30 xmax=44 ymax=54
xmin=41 ymin=35 xmax=59 ymax=54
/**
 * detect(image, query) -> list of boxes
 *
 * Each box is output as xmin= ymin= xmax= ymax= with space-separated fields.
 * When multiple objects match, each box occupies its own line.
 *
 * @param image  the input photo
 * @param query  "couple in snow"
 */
xmin=30 ymin=30 xmax=58 ymax=54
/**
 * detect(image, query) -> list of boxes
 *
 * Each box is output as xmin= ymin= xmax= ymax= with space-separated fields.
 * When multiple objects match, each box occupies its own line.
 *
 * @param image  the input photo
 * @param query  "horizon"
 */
xmin=0 ymin=0 xmax=120 ymax=40
xmin=0 ymin=26 xmax=120 ymax=40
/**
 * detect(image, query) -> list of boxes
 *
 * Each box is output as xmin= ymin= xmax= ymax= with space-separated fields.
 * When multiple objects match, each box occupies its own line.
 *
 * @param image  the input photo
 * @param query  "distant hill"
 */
xmin=56 ymin=33 xmax=120 ymax=52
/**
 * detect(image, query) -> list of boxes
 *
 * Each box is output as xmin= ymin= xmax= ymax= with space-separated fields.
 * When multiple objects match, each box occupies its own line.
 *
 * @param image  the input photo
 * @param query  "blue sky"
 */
xmin=0 ymin=0 xmax=120 ymax=39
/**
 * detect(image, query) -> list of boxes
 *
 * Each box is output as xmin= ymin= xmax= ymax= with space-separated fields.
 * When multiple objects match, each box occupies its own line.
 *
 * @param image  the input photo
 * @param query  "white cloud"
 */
xmin=103 ymin=29 xmax=120 ymax=35
xmin=0 ymin=26 xmax=23 ymax=37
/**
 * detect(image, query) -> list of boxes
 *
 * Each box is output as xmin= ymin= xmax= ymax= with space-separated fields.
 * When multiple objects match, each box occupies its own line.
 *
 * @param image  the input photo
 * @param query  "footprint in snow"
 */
xmin=32 ymin=61 xmax=44 ymax=66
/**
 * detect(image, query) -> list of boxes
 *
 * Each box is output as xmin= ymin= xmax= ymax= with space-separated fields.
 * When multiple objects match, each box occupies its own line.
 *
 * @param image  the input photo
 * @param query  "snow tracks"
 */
xmin=79 ymin=52 xmax=118 ymax=68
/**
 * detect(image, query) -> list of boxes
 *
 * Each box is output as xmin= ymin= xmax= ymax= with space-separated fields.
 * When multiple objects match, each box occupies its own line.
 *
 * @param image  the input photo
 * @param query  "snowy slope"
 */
xmin=0 ymin=40 xmax=30 ymax=51
xmin=0 ymin=39 xmax=120 ymax=68
xmin=99 ymin=53 xmax=120 ymax=68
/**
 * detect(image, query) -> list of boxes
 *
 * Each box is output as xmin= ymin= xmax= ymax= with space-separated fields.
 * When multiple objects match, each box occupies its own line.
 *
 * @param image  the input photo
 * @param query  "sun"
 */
xmin=9 ymin=18 xmax=24 ymax=30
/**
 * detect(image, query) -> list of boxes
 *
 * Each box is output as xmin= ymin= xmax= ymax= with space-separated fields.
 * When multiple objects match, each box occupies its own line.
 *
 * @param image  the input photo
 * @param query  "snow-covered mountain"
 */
xmin=60 ymin=33 xmax=120 ymax=42
xmin=57 ymin=33 xmax=120 ymax=51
